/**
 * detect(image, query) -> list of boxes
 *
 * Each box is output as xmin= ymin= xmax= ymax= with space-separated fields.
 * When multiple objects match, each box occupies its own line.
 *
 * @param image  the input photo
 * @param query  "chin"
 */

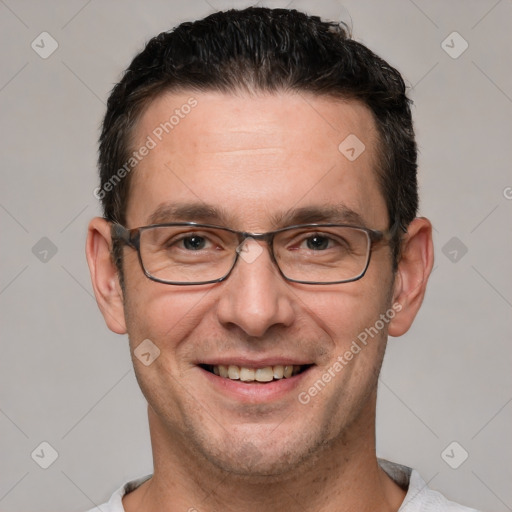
xmin=184 ymin=420 xmax=332 ymax=480
xmin=203 ymin=447 xmax=310 ymax=479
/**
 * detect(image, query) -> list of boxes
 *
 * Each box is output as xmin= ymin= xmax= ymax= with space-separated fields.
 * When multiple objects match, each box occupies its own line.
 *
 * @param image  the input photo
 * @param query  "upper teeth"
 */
xmin=212 ymin=364 xmax=301 ymax=382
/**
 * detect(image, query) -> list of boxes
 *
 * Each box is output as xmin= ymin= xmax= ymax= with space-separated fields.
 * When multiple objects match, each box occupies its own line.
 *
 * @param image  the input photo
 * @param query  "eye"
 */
xmin=181 ymin=235 xmax=208 ymax=251
xmin=303 ymin=235 xmax=331 ymax=251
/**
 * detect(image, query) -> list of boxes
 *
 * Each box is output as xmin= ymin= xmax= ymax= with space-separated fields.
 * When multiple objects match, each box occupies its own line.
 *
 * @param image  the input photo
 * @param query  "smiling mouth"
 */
xmin=200 ymin=364 xmax=312 ymax=383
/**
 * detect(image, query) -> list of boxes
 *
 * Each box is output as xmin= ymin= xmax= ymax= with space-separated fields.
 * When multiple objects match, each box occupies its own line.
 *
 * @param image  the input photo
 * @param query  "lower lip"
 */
xmin=199 ymin=366 xmax=313 ymax=403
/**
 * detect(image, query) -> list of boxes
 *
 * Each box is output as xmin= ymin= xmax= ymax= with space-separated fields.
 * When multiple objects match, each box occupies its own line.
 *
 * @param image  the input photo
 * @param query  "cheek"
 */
xmin=123 ymin=277 xmax=214 ymax=362
xmin=123 ymin=287 xmax=215 ymax=422
xmin=300 ymin=279 xmax=392 ymax=352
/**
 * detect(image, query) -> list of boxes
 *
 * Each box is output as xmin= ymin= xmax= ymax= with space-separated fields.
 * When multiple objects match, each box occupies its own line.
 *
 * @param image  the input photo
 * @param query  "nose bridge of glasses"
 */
xmin=238 ymin=230 xmax=274 ymax=244
xmin=234 ymin=231 xmax=275 ymax=264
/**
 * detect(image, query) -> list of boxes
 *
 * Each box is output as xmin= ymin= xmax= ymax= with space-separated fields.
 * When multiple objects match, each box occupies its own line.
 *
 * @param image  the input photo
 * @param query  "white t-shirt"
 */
xmin=86 ymin=459 xmax=480 ymax=512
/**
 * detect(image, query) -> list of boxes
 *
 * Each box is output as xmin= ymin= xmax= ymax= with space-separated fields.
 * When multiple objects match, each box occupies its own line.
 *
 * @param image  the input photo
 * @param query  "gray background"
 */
xmin=1 ymin=0 xmax=511 ymax=510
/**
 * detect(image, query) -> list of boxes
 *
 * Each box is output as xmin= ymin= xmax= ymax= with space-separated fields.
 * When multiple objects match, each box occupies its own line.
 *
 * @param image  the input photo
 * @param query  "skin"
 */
xmin=86 ymin=90 xmax=433 ymax=511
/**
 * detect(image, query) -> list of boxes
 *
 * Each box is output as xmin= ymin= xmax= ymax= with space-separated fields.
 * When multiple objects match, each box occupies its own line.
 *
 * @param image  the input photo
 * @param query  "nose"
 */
xmin=215 ymin=238 xmax=295 ymax=337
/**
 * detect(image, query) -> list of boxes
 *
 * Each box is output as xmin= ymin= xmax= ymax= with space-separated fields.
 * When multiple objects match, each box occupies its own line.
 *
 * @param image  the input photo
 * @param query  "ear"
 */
xmin=388 ymin=217 xmax=434 ymax=337
xmin=85 ymin=217 xmax=127 ymax=334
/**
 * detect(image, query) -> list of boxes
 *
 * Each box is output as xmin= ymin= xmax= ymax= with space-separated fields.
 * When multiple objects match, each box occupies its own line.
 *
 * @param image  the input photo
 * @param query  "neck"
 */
xmin=123 ymin=399 xmax=406 ymax=512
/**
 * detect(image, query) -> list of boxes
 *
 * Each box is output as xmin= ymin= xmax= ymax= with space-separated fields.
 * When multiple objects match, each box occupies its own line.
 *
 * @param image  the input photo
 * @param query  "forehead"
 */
xmin=126 ymin=90 xmax=387 ymax=230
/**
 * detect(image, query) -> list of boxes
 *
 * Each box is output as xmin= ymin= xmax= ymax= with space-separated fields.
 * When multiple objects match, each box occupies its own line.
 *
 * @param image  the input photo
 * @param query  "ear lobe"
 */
xmin=388 ymin=217 xmax=434 ymax=337
xmin=85 ymin=217 xmax=127 ymax=334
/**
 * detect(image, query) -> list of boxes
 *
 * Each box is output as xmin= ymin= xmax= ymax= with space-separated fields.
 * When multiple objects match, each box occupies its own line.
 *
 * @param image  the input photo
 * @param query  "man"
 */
xmin=85 ymin=7 xmax=479 ymax=512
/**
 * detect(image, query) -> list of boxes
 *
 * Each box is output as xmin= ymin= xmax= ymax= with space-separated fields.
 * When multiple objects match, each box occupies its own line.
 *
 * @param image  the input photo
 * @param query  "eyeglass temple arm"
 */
xmin=111 ymin=223 xmax=137 ymax=248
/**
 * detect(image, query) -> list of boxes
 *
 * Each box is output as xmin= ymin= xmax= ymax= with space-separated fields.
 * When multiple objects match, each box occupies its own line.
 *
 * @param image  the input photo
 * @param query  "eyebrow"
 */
xmin=148 ymin=202 xmax=222 ymax=225
xmin=146 ymin=201 xmax=368 ymax=229
xmin=274 ymin=204 xmax=367 ymax=227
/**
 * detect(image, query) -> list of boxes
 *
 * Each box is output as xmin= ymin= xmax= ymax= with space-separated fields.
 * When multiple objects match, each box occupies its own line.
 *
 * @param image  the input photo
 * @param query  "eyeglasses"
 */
xmin=111 ymin=221 xmax=399 ymax=286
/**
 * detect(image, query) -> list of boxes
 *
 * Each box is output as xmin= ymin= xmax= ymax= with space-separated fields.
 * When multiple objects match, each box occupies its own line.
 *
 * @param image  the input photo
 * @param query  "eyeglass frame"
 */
xmin=111 ymin=219 xmax=403 ymax=286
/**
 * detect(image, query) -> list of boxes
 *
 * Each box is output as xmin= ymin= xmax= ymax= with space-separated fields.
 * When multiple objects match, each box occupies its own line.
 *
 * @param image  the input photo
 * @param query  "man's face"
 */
xmin=121 ymin=91 xmax=396 ymax=475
